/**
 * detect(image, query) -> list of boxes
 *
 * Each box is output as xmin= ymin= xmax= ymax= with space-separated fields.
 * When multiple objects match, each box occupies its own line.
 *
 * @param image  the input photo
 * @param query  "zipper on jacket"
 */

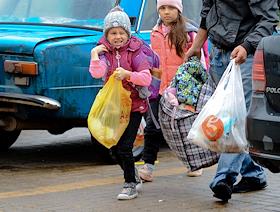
xmin=116 ymin=50 xmax=121 ymax=68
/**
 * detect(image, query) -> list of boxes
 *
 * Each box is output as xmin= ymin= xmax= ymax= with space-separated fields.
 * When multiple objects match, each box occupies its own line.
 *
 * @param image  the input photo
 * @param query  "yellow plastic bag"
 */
xmin=87 ymin=73 xmax=132 ymax=148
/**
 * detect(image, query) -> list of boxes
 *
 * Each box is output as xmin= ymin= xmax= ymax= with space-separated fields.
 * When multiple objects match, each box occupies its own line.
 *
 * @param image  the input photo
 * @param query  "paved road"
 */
xmin=0 ymin=129 xmax=279 ymax=212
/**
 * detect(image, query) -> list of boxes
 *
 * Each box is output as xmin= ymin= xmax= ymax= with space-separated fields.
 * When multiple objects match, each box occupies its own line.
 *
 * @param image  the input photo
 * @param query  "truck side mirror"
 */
xmin=130 ymin=17 xmax=137 ymax=27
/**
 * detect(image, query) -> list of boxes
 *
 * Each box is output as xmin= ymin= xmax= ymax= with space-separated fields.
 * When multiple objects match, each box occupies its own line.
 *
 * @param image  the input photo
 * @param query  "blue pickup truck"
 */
xmin=0 ymin=0 xmax=202 ymax=159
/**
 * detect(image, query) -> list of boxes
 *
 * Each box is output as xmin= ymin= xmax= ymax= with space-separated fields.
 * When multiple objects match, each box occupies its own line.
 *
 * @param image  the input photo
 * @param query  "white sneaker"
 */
xmin=117 ymin=183 xmax=138 ymax=200
xmin=187 ymin=169 xmax=203 ymax=177
xmin=138 ymin=164 xmax=154 ymax=182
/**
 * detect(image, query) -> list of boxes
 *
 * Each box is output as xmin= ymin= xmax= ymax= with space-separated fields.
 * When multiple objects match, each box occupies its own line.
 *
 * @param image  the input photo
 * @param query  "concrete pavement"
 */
xmin=0 ymin=148 xmax=279 ymax=212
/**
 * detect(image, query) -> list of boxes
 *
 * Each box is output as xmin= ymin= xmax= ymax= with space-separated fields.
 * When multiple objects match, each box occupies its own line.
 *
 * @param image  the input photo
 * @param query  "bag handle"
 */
xmin=209 ymin=59 xmax=235 ymax=101
xmin=217 ymin=59 xmax=234 ymax=88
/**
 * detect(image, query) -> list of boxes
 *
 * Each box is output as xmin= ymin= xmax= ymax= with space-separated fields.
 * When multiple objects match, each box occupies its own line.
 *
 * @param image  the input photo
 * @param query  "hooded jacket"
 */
xmin=151 ymin=20 xmax=208 ymax=94
xmin=97 ymin=36 xmax=151 ymax=113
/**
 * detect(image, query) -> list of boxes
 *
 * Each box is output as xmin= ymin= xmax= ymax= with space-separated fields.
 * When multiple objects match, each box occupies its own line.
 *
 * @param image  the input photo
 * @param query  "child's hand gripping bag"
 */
xmin=88 ymin=73 xmax=132 ymax=148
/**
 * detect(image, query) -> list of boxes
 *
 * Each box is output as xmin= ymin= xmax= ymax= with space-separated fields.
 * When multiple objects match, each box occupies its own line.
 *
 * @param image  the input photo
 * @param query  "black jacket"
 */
xmin=200 ymin=0 xmax=279 ymax=54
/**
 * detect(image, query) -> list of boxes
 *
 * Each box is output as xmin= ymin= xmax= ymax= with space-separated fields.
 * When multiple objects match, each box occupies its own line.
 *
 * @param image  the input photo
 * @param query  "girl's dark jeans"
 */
xmin=111 ymin=112 xmax=142 ymax=183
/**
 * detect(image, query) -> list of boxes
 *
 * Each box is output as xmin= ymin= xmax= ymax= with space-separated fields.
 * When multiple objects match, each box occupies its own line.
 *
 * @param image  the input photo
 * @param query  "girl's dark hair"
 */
xmin=168 ymin=13 xmax=189 ymax=58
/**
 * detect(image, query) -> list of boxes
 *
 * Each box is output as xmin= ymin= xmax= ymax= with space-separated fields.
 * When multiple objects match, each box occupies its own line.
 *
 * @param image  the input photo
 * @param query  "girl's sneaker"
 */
xmin=187 ymin=168 xmax=203 ymax=177
xmin=138 ymin=163 xmax=154 ymax=182
xmin=117 ymin=183 xmax=138 ymax=200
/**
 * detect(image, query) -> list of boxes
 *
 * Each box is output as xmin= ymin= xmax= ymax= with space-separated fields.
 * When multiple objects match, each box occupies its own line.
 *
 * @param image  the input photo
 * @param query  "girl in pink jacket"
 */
xmin=139 ymin=0 xmax=209 ymax=182
xmin=89 ymin=6 xmax=152 ymax=200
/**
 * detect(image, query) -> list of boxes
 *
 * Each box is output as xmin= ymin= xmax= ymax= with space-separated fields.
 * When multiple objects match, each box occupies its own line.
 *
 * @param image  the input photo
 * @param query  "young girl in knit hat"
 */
xmin=89 ymin=6 xmax=152 ymax=200
xmin=139 ymin=0 xmax=209 ymax=181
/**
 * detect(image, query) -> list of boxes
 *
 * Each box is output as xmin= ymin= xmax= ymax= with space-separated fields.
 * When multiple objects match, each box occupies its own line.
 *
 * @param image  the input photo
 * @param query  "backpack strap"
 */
xmin=147 ymin=98 xmax=161 ymax=129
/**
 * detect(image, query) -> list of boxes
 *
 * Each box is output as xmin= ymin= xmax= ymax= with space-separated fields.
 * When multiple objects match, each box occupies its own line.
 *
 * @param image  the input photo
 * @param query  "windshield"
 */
xmin=141 ymin=0 xmax=202 ymax=31
xmin=0 ymin=0 xmax=116 ymax=28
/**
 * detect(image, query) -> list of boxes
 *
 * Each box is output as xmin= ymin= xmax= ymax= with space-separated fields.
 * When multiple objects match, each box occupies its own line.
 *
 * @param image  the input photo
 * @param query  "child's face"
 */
xmin=158 ymin=5 xmax=179 ymax=26
xmin=106 ymin=27 xmax=129 ymax=49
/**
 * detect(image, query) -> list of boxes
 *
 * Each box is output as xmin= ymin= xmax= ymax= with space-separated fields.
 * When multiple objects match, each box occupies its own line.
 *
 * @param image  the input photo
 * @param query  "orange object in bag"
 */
xmin=201 ymin=115 xmax=224 ymax=141
xmin=87 ymin=73 xmax=132 ymax=149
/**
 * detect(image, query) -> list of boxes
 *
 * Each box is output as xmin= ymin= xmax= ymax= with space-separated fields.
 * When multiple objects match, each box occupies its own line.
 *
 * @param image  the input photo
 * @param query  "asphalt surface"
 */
xmin=0 ymin=129 xmax=279 ymax=212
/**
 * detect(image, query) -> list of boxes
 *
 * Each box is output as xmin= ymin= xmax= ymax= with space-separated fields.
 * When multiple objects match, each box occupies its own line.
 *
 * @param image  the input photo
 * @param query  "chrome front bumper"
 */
xmin=0 ymin=92 xmax=61 ymax=110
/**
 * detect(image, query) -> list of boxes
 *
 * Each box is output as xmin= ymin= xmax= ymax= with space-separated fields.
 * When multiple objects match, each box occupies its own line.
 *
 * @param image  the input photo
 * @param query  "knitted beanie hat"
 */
xmin=103 ymin=6 xmax=131 ymax=37
xmin=157 ymin=0 xmax=183 ymax=13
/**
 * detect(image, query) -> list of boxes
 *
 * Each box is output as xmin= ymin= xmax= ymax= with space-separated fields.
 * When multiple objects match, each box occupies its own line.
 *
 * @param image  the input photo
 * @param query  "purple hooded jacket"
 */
xmin=98 ymin=35 xmax=151 ymax=113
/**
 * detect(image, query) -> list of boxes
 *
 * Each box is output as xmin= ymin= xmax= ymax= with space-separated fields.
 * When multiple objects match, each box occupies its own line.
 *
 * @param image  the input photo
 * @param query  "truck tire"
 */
xmin=0 ymin=130 xmax=21 ymax=151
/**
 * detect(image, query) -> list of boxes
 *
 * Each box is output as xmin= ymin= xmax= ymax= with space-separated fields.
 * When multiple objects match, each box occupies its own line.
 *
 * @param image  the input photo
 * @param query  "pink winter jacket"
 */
xmin=151 ymin=23 xmax=208 ymax=95
xmin=89 ymin=36 xmax=152 ymax=113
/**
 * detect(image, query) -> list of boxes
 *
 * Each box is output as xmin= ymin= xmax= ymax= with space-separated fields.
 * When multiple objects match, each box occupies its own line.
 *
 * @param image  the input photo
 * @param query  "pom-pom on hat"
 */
xmin=103 ymin=6 xmax=131 ymax=37
xmin=157 ymin=0 xmax=183 ymax=13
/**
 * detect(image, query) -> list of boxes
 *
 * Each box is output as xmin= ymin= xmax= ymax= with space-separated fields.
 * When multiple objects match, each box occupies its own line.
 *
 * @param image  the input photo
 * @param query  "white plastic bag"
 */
xmin=187 ymin=59 xmax=248 ymax=153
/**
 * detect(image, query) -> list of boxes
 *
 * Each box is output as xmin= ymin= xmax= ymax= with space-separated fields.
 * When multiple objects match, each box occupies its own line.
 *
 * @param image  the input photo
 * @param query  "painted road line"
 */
xmin=0 ymin=167 xmax=186 ymax=200
xmin=135 ymin=160 xmax=159 ymax=165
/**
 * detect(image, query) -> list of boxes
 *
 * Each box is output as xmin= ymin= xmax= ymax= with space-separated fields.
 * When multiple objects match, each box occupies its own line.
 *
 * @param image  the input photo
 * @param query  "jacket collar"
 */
xmin=98 ymin=35 xmax=143 ymax=53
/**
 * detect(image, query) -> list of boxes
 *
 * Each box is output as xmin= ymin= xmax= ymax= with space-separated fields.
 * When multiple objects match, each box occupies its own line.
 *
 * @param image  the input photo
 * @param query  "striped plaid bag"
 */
xmin=159 ymin=77 xmax=220 ymax=171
